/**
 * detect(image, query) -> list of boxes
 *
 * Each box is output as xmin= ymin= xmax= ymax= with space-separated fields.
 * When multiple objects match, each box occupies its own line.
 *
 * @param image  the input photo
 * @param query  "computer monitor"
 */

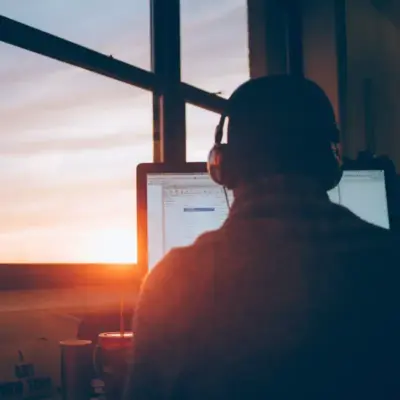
xmin=328 ymin=169 xmax=390 ymax=230
xmin=137 ymin=163 xmax=390 ymax=271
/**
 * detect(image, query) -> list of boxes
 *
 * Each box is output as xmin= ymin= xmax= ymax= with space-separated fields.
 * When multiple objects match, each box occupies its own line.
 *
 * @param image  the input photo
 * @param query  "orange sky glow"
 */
xmin=0 ymin=0 xmax=249 ymax=263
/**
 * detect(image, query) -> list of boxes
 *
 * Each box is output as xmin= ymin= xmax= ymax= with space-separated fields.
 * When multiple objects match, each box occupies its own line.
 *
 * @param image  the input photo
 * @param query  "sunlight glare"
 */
xmin=84 ymin=228 xmax=136 ymax=263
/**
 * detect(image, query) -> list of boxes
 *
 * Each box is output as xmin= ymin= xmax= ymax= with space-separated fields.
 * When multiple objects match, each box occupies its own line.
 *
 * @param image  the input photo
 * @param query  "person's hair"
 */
xmin=225 ymin=75 xmax=339 ymax=181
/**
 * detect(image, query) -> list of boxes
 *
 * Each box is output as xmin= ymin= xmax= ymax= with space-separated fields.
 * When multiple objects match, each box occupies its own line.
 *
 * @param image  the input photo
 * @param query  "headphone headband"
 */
xmin=214 ymin=114 xmax=226 ymax=145
xmin=208 ymin=111 xmax=342 ymax=191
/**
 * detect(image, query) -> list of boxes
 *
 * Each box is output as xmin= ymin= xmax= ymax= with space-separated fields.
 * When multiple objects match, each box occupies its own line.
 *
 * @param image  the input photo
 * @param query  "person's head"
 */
xmin=207 ymin=75 xmax=343 ymax=192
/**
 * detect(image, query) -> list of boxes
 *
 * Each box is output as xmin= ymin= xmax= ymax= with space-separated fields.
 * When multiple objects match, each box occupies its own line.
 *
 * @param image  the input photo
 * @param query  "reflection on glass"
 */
xmin=0 ymin=43 xmax=152 ymax=263
xmin=186 ymin=104 xmax=221 ymax=162
xmin=181 ymin=0 xmax=249 ymax=97
xmin=0 ymin=0 xmax=150 ymax=69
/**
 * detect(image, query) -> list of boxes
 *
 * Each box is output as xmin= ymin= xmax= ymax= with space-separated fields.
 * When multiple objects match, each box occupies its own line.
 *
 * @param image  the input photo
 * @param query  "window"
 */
xmin=180 ymin=0 xmax=249 ymax=97
xmin=0 ymin=43 xmax=152 ymax=264
xmin=0 ymin=41 xmax=150 ymax=395
xmin=186 ymin=104 xmax=221 ymax=161
xmin=0 ymin=0 xmax=150 ymax=69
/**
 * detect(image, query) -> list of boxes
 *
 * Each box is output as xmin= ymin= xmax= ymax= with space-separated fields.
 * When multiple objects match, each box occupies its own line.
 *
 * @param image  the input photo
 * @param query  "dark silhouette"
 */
xmin=125 ymin=76 xmax=400 ymax=399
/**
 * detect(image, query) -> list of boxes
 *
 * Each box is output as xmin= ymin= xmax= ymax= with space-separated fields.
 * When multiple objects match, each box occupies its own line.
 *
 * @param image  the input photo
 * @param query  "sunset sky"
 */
xmin=0 ymin=0 xmax=249 ymax=263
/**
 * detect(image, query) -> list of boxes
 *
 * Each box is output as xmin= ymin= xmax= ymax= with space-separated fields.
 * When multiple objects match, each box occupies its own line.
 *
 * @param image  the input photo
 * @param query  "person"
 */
xmin=124 ymin=76 xmax=399 ymax=399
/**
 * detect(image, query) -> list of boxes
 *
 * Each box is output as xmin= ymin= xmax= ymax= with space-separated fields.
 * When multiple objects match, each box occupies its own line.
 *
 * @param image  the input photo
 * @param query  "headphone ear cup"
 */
xmin=208 ymin=144 xmax=227 ymax=186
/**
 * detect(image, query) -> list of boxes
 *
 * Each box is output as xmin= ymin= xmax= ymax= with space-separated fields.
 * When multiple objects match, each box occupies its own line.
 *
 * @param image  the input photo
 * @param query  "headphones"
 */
xmin=207 ymin=114 xmax=229 ymax=187
xmin=207 ymin=113 xmax=343 ymax=192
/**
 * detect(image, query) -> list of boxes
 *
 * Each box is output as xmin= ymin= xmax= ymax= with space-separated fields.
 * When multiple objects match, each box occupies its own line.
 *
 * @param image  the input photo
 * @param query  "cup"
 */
xmin=93 ymin=332 xmax=133 ymax=400
xmin=60 ymin=339 xmax=93 ymax=400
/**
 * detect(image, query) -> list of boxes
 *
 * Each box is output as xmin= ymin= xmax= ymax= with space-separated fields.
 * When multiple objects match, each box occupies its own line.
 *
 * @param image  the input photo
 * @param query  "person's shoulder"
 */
xmin=166 ymin=229 xmax=221 ymax=264
xmin=330 ymin=202 xmax=397 ymax=249
xmin=145 ymin=230 xmax=221 ymax=290
xmin=330 ymin=202 xmax=388 ymax=231
xmin=142 ymin=249 xmax=182 ymax=293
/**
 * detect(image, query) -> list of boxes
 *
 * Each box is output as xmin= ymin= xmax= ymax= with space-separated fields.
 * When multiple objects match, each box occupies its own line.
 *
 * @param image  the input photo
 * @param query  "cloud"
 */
xmin=0 ymin=130 xmax=151 ymax=156
xmin=181 ymin=2 xmax=249 ymax=95
xmin=0 ymin=184 xmax=136 ymax=232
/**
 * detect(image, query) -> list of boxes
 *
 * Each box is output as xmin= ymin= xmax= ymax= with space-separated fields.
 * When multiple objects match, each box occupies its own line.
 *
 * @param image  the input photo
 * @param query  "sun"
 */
xmin=84 ymin=228 xmax=137 ymax=263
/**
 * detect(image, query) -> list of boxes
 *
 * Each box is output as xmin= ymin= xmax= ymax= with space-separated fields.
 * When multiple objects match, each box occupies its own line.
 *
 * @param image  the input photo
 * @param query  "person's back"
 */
xmin=125 ymin=76 xmax=399 ymax=399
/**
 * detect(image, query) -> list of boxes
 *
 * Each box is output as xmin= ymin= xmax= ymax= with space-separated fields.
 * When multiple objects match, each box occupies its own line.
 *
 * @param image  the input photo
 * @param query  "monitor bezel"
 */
xmin=136 ymin=162 xmax=208 ymax=276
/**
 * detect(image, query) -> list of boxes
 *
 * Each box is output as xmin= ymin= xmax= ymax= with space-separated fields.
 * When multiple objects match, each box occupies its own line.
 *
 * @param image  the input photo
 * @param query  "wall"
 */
xmin=300 ymin=0 xmax=348 ymax=149
xmin=345 ymin=0 xmax=400 ymax=166
xmin=300 ymin=0 xmax=400 ymax=167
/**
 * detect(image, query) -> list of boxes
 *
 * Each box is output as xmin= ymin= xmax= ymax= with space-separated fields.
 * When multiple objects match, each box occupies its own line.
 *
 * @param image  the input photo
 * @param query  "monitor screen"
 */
xmin=146 ymin=173 xmax=233 ymax=269
xmin=328 ymin=170 xmax=390 ymax=230
xmin=146 ymin=169 xmax=389 ymax=269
